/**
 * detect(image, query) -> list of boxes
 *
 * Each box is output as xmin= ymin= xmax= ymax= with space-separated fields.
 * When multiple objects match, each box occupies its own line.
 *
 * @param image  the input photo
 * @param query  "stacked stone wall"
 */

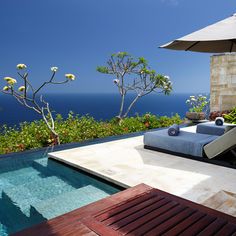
xmin=210 ymin=53 xmax=236 ymax=111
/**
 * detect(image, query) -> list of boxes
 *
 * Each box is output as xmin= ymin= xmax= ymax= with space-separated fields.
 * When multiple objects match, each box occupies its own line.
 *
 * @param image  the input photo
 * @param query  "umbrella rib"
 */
xmin=230 ymin=39 xmax=236 ymax=52
xmin=185 ymin=41 xmax=199 ymax=51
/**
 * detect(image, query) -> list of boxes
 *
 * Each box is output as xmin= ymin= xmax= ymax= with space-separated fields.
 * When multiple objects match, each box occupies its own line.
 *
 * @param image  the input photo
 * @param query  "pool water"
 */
xmin=0 ymin=150 xmax=121 ymax=235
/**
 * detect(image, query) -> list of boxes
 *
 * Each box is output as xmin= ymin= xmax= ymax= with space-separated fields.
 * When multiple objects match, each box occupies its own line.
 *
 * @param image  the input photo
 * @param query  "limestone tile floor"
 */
xmin=202 ymin=190 xmax=236 ymax=216
xmin=49 ymin=127 xmax=236 ymax=216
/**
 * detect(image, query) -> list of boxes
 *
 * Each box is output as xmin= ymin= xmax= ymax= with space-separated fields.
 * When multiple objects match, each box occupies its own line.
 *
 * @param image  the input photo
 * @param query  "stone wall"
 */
xmin=210 ymin=53 xmax=236 ymax=111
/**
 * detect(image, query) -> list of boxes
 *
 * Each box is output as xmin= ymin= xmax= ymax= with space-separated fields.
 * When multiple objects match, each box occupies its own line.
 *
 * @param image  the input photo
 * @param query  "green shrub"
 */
xmin=223 ymin=107 xmax=236 ymax=124
xmin=0 ymin=113 xmax=183 ymax=155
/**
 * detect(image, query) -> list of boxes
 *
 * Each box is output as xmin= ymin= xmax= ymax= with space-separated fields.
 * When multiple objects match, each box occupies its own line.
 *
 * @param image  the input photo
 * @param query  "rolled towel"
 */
xmin=168 ymin=124 xmax=180 ymax=136
xmin=215 ymin=117 xmax=224 ymax=126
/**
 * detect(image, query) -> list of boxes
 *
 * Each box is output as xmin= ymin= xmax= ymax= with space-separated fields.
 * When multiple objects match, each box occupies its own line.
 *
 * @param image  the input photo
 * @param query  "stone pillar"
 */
xmin=210 ymin=53 xmax=236 ymax=111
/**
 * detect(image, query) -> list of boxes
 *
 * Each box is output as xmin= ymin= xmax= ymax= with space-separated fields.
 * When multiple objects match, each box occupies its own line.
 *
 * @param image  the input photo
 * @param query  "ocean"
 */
xmin=0 ymin=93 xmax=192 ymax=126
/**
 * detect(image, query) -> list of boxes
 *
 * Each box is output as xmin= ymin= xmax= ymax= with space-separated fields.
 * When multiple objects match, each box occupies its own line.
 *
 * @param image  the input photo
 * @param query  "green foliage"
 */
xmin=96 ymin=66 xmax=110 ymax=74
xmin=116 ymin=52 xmax=129 ymax=58
xmin=223 ymin=107 xmax=236 ymax=124
xmin=138 ymin=57 xmax=147 ymax=65
xmin=0 ymin=113 xmax=182 ymax=155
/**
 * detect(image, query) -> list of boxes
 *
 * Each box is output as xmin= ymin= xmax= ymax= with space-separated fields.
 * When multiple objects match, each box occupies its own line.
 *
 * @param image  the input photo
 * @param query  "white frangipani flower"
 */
xmin=16 ymin=64 xmax=27 ymax=70
xmin=18 ymin=86 xmax=25 ymax=92
xmin=3 ymin=86 xmax=9 ymax=91
xmin=113 ymin=79 xmax=119 ymax=84
xmin=4 ymin=77 xmax=17 ymax=85
xmin=51 ymin=67 xmax=58 ymax=72
xmin=65 ymin=74 xmax=76 ymax=81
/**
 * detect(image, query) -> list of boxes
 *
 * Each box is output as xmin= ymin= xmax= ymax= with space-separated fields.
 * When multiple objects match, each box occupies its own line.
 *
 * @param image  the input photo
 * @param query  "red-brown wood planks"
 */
xmin=13 ymin=183 xmax=236 ymax=236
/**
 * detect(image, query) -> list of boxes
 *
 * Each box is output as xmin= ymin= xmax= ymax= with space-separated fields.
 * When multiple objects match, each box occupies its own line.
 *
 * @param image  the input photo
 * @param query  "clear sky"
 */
xmin=1 ymin=0 xmax=235 ymax=94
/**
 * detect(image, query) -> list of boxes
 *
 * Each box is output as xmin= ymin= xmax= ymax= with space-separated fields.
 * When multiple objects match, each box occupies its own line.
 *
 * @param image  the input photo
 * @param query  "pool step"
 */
xmin=33 ymin=158 xmax=120 ymax=195
xmin=0 ymin=223 xmax=8 ymax=236
xmin=0 ymin=167 xmax=50 ymax=186
xmin=2 ymin=185 xmax=39 ymax=217
xmin=0 ymin=152 xmax=42 ymax=174
xmin=33 ymin=158 xmax=88 ymax=188
xmin=0 ymin=167 xmax=47 ymax=195
xmin=2 ymin=176 xmax=76 ymax=216
xmin=30 ymin=184 xmax=110 ymax=220
xmin=0 ymin=178 xmax=13 ymax=193
xmin=0 ymin=190 xmax=43 ymax=234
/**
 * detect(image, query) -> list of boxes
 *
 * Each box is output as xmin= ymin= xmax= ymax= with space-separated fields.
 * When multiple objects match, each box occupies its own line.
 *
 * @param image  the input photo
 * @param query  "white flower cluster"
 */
xmin=3 ymin=64 xmax=76 ymax=92
xmin=4 ymin=77 xmax=17 ymax=86
xmin=113 ymin=79 xmax=119 ymax=84
xmin=162 ymin=76 xmax=172 ymax=91
xmin=16 ymin=64 xmax=27 ymax=70
xmin=51 ymin=67 xmax=58 ymax=72
xmin=186 ymin=94 xmax=209 ymax=113
xmin=65 ymin=74 xmax=76 ymax=81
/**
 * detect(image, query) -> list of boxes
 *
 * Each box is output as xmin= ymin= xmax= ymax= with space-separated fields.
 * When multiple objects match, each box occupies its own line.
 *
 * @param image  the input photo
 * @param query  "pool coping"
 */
xmin=50 ymin=154 xmax=131 ymax=189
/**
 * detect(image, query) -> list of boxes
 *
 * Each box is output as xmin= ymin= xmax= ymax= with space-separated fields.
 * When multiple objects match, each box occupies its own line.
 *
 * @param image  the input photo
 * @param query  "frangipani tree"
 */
xmin=97 ymin=52 xmax=172 ymax=120
xmin=2 ymin=64 xmax=76 ymax=145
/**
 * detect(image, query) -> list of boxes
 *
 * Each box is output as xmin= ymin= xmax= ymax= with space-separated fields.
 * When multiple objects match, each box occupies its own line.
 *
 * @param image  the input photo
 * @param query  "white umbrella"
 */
xmin=160 ymin=13 xmax=236 ymax=53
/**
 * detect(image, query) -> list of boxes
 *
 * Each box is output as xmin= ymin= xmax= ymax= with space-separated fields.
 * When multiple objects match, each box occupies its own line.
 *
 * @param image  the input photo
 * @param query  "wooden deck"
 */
xmin=13 ymin=184 xmax=236 ymax=236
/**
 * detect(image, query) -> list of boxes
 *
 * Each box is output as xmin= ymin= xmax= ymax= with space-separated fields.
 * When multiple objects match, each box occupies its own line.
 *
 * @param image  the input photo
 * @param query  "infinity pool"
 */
xmin=0 ymin=149 xmax=121 ymax=235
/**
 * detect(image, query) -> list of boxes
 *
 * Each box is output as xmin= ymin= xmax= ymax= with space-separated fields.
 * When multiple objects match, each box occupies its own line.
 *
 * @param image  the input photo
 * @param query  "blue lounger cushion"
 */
xmin=144 ymin=129 xmax=218 ymax=157
xmin=196 ymin=122 xmax=226 ymax=136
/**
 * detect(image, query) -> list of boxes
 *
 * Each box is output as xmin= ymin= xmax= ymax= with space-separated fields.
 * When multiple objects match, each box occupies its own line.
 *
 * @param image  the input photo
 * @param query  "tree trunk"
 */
xmin=123 ymin=95 xmax=140 ymax=118
xmin=118 ymin=93 xmax=125 ymax=119
xmin=51 ymin=132 xmax=60 ymax=145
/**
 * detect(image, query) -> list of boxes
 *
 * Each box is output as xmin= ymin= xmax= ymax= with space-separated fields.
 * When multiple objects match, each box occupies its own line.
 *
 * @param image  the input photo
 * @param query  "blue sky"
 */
xmin=0 ymin=0 xmax=235 ymax=94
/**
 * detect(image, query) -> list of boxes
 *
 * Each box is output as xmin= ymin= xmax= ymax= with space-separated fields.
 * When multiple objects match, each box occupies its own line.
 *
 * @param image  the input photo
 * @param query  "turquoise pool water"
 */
xmin=0 ymin=149 xmax=121 ymax=235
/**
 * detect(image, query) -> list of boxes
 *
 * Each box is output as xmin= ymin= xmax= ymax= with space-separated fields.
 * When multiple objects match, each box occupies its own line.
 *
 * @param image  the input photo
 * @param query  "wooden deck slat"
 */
xmin=117 ymin=201 xmax=179 ymax=234
xmin=162 ymin=211 xmax=206 ymax=235
xmin=31 ymin=220 xmax=97 ymax=236
xmin=95 ymin=191 xmax=157 ymax=221
xmin=196 ymin=218 xmax=228 ymax=236
xmin=128 ymin=205 xmax=186 ymax=235
xmin=152 ymin=188 xmax=236 ymax=222
xmin=178 ymin=215 xmax=217 ymax=236
xmin=214 ymin=223 xmax=236 ymax=236
xmin=81 ymin=217 xmax=120 ymax=236
xmin=145 ymin=208 xmax=196 ymax=236
xmin=109 ymin=198 xmax=170 ymax=230
xmin=100 ymin=195 xmax=164 ymax=225
xmin=57 ymin=222 xmax=95 ymax=236
xmin=13 ymin=183 xmax=236 ymax=236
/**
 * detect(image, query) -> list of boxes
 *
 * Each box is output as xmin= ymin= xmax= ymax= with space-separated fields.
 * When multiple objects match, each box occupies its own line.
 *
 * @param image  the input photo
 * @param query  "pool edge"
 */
xmin=49 ymin=154 xmax=130 ymax=190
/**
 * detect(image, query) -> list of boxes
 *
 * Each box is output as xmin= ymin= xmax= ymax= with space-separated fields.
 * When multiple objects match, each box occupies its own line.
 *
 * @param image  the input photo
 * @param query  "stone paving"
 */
xmin=49 ymin=126 xmax=236 ymax=216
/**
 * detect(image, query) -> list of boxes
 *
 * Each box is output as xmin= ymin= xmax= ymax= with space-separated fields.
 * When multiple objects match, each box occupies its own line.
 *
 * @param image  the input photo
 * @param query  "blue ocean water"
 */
xmin=0 ymin=93 xmax=191 ymax=126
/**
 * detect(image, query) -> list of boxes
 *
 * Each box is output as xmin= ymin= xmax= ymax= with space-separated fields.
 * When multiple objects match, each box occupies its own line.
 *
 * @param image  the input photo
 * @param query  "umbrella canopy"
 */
xmin=160 ymin=13 xmax=236 ymax=53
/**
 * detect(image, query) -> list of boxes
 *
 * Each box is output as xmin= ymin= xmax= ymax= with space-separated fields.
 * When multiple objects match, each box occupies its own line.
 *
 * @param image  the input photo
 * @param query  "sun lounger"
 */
xmin=144 ymin=128 xmax=218 ymax=157
xmin=204 ymin=127 xmax=236 ymax=159
xmin=144 ymin=125 xmax=236 ymax=168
